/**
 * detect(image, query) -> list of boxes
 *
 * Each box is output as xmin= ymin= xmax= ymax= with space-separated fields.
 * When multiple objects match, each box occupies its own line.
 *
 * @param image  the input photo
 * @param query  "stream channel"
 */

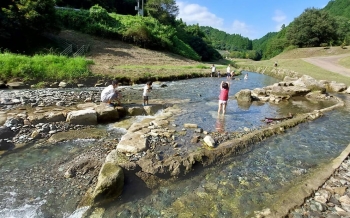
xmin=0 ymin=72 xmax=350 ymax=217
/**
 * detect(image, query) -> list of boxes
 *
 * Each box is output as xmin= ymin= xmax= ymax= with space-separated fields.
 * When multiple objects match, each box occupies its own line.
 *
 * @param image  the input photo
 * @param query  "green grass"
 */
xmin=0 ymin=52 xmax=93 ymax=81
xmin=339 ymin=56 xmax=350 ymax=69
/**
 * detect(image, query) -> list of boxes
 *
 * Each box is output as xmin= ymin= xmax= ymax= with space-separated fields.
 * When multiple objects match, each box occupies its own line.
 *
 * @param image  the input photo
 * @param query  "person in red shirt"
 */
xmin=218 ymin=81 xmax=230 ymax=115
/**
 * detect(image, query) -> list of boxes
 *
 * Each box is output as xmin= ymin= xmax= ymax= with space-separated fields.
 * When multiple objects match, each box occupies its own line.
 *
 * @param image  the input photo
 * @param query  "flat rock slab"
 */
xmin=117 ymin=132 xmax=147 ymax=154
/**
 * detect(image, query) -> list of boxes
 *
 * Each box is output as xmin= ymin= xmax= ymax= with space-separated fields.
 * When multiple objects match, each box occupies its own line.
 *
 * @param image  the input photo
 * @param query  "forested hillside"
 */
xmin=0 ymin=0 xmax=222 ymax=61
xmin=324 ymin=0 xmax=350 ymax=19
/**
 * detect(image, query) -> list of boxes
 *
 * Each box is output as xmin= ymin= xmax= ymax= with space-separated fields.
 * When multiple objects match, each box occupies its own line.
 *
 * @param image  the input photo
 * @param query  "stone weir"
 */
xmin=79 ymin=74 xmax=347 ymax=216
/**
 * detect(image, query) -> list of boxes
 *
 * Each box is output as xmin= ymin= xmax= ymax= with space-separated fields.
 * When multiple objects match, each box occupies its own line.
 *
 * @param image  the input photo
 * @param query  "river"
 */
xmin=0 ymin=72 xmax=349 ymax=217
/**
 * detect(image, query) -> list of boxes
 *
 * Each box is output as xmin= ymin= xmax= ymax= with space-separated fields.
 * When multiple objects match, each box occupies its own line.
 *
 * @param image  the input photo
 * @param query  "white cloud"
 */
xmin=177 ymin=1 xmax=223 ymax=28
xmin=272 ymin=10 xmax=287 ymax=31
xmin=229 ymin=20 xmax=255 ymax=37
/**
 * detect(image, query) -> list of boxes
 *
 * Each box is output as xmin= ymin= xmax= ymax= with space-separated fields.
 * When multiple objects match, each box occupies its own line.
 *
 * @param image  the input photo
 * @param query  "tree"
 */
xmin=286 ymin=8 xmax=337 ymax=47
xmin=0 ymin=0 xmax=57 ymax=50
xmin=145 ymin=0 xmax=178 ymax=25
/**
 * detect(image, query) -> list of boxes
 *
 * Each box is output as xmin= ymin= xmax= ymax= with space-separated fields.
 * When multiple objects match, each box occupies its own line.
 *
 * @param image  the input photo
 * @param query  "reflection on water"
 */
xmin=215 ymin=116 xmax=226 ymax=133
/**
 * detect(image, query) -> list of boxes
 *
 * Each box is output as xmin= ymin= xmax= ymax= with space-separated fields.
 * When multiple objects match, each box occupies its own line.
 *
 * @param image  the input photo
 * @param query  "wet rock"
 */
xmin=0 ymin=139 xmax=15 ymax=150
xmin=194 ymin=128 xmax=203 ymax=133
xmin=144 ymin=104 xmax=164 ymax=115
xmin=66 ymin=109 xmax=97 ymax=125
xmin=0 ymin=126 xmax=16 ymax=139
xmin=92 ymin=162 xmax=124 ymax=204
xmin=203 ymin=135 xmax=215 ymax=148
xmin=184 ymin=123 xmax=197 ymax=128
xmin=191 ymin=134 xmax=200 ymax=143
xmin=235 ymin=89 xmax=252 ymax=102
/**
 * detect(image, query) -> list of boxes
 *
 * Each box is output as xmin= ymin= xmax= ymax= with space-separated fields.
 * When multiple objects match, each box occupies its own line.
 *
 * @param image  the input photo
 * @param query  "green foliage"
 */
xmin=145 ymin=0 xmax=179 ymax=25
xmin=89 ymin=5 xmax=110 ymax=23
xmin=286 ymin=8 xmax=337 ymax=47
xmin=200 ymin=26 xmax=252 ymax=51
xmin=56 ymin=7 xmax=207 ymax=60
xmin=0 ymin=0 xmax=58 ymax=51
xmin=170 ymin=36 xmax=201 ymax=61
xmin=323 ymin=0 xmax=350 ymax=19
xmin=0 ymin=52 xmax=92 ymax=81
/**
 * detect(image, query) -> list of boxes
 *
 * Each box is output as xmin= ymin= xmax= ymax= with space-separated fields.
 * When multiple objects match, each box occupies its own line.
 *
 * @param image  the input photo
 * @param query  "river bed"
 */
xmin=0 ymin=72 xmax=348 ymax=217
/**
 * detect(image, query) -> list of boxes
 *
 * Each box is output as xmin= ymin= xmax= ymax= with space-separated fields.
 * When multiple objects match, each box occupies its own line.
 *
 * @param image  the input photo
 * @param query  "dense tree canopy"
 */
xmin=144 ymin=0 xmax=178 ymax=25
xmin=286 ymin=8 xmax=337 ymax=47
xmin=323 ymin=0 xmax=350 ymax=19
xmin=0 ymin=0 xmax=57 ymax=50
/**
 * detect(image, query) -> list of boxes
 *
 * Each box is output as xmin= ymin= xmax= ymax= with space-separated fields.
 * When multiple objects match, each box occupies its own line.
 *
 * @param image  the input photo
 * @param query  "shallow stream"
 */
xmin=0 ymin=72 xmax=349 ymax=217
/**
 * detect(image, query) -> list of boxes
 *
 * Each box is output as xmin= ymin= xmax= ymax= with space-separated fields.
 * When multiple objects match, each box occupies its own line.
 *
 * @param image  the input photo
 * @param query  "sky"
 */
xmin=176 ymin=0 xmax=331 ymax=40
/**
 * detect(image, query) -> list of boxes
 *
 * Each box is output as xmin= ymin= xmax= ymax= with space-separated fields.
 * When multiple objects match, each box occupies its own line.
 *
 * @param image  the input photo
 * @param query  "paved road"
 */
xmin=302 ymin=53 xmax=350 ymax=77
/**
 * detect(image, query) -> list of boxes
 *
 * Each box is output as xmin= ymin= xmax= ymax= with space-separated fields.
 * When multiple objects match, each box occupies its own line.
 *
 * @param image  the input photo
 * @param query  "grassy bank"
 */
xmin=0 ymin=52 xmax=92 ymax=82
xmin=235 ymin=47 xmax=350 ymax=86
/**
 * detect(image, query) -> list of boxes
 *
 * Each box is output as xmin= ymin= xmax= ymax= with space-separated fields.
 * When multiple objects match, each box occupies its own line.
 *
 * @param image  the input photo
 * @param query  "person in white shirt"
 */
xmin=101 ymin=79 xmax=121 ymax=107
xmin=226 ymin=64 xmax=231 ymax=78
xmin=143 ymin=81 xmax=152 ymax=106
xmin=211 ymin=64 xmax=216 ymax=77
xmin=244 ymin=73 xmax=248 ymax=80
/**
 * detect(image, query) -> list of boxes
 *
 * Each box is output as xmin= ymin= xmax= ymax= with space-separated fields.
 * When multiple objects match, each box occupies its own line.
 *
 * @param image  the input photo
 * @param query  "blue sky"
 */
xmin=176 ymin=0 xmax=331 ymax=40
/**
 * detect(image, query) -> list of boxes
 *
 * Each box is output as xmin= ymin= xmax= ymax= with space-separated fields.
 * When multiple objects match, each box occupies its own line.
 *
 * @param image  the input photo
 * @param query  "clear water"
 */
xmin=0 ymin=72 xmax=348 ymax=217
xmin=101 ymin=94 xmax=350 ymax=218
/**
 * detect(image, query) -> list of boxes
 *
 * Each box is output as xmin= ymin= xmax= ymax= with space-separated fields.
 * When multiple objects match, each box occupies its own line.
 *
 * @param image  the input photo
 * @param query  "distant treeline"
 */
xmin=201 ymin=0 xmax=350 ymax=60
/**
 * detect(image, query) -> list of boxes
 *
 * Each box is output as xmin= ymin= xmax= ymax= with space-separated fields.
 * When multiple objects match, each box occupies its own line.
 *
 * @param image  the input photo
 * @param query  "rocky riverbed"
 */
xmin=1 ymin=73 xmax=350 ymax=217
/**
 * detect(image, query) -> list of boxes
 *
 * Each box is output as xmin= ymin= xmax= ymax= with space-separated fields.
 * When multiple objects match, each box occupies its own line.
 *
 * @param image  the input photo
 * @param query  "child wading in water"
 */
xmin=218 ymin=81 xmax=230 ymax=115
xmin=143 ymin=81 xmax=152 ymax=106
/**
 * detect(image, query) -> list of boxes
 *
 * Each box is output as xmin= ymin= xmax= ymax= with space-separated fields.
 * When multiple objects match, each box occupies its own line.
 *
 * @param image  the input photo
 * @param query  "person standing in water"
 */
xmin=211 ymin=64 xmax=216 ymax=77
xmin=244 ymin=73 xmax=248 ymax=80
xmin=218 ymin=81 xmax=230 ymax=115
xmin=226 ymin=64 xmax=231 ymax=78
xmin=143 ymin=81 xmax=152 ymax=106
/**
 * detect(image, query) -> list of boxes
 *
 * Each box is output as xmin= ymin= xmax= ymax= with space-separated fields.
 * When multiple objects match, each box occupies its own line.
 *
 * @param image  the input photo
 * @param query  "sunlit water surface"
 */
xmin=0 ymin=72 xmax=349 ymax=217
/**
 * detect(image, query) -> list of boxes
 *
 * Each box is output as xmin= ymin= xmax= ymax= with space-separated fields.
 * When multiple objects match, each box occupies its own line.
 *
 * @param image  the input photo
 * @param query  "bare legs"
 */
xmin=218 ymin=102 xmax=227 ymax=115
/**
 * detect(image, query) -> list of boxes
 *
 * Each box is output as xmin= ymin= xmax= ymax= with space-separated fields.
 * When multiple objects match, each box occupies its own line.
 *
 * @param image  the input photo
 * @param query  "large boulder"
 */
xmin=292 ymin=75 xmax=325 ymax=92
xmin=92 ymin=162 xmax=124 ymax=204
xmin=235 ymin=89 xmax=252 ymax=102
xmin=0 ymin=126 xmax=16 ymax=139
xmin=271 ymin=86 xmax=310 ymax=97
xmin=0 ymin=140 xmax=15 ymax=151
xmin=328 ymin=81 xmax=347 ymax=92
xmin=94 ymin=104 xmax=119 ymax=123
xmin=117 ymin=132 xmax=148 ymax=154
xmin=66 ymin=109 xmax=97 ymax=125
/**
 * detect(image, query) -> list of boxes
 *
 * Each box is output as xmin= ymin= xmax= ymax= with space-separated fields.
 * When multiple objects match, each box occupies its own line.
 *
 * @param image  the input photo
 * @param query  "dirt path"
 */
xmin=302 ymin=53 xmax=350 ymax=77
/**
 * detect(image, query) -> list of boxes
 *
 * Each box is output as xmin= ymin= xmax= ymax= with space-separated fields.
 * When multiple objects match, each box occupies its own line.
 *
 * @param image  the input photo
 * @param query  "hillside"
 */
xmin=58 ymin=30 xmax=207 ymax=81
xmin=271 ymin=46 xmax=350 ymax=59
